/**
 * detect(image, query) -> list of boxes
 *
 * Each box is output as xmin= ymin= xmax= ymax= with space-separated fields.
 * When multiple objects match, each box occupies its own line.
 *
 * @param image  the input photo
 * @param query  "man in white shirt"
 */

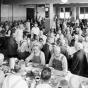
xmin=26 ymin=22 xmax=30 ymax=33
xmin=40 ymin=31 xmax=47 ymax=45
xmin=15 ymin=24 xmax=24 ymax=44
xmin=2 ymin=61 xmax=28 ymax=88
xmin=0 ymin=53 xmax=5 ymax=88
xmin=31 ymin=23 xmax=40 ymax=36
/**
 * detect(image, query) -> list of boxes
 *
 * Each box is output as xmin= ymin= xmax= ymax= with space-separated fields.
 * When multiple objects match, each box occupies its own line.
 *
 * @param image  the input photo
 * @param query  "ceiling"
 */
xmin=3 ymin=0 xmax=88 ymax=5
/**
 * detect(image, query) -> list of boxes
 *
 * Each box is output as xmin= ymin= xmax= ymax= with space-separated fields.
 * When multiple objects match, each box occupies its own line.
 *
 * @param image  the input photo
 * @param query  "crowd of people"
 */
xmin=0 ymin=18 xmax=88 ymax=88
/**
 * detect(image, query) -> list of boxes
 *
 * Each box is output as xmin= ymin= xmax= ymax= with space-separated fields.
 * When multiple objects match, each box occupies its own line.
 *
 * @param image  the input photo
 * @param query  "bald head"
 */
xmin=54 ymin=46 xmax=61 ymax=56
xmin=75 ymin=42 xmax=83 ymax=51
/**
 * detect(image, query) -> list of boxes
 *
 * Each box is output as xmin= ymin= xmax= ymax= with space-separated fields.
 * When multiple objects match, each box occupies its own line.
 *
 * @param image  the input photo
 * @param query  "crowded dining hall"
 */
xmin=1 ymin=0 xmax=88 ymax=88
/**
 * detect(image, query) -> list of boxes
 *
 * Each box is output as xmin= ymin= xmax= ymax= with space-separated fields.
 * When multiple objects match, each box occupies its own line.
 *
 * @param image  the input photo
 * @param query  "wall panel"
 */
xmin=1 ymin=5 xmax=26 ymax=22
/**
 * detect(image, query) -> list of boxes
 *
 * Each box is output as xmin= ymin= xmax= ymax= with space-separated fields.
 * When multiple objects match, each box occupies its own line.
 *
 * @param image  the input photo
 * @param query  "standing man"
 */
xmin=31 ymin=23 xmax=40 ymax=36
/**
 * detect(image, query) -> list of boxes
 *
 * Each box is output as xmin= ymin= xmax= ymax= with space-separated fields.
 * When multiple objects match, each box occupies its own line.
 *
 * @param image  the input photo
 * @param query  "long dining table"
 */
xmin=2 ymin=61 xmax=88 ymax=88
xmin=24 ymin=62 xmax=88 ymax=88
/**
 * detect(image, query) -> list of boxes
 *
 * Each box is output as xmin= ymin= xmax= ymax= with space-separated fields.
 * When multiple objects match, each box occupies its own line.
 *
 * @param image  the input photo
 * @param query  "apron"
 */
xmin=32 ymin=52 xmax=41 ymax=64
xmin=52 ymin=56 xmax=63 ymax=71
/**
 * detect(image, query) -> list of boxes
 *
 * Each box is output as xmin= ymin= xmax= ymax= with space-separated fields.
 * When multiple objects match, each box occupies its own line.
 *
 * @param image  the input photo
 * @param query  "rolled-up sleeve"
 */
xmin=40 ymin=51 xmax=45 ymax=65
xmin=26 ymin=53 xmax=34 ymax=62
xmin=62 ymin=56 xmax=68 ymax=72
xmin=48 ymin=54 xmax=54 ymax=67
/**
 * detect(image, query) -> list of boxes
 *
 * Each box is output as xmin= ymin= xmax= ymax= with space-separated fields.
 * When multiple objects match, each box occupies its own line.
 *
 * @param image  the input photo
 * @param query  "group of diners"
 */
xmin=0 ymin=18 xmax=88 ymax=88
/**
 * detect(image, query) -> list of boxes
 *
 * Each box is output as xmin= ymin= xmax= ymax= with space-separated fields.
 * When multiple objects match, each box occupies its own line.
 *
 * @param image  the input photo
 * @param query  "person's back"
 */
xmin=0 ymin=53 xmax=5 ymax=88
xmin=71 ymin=49 xmax=87 ymax=76
xmin=7 ymin=36 xmax=17 ymax=57
xmin=36 ymin=83 xmax=51 ymax=88
xmin=2 ymin=74 xmax=28 ymax=88
xmin=30 ymin=67 xmax=52 ymax=88
xmin=42 ymin=43 xmax=51 ymax=64
xmin=2 ymin=60 xmax=28 ymax=88
xmin=0 ymin=70 xmax=5 ymax=88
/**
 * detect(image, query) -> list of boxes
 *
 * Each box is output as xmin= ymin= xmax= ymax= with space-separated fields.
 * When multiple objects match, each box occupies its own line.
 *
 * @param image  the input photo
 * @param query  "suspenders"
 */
xmin=7 ymin=74 xmax=22 ymax=88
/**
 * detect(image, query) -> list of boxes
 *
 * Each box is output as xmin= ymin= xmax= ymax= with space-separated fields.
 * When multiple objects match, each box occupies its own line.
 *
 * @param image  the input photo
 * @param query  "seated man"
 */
xmin=26 ymin=42 xmax=45 ymax=66
xmin=30 ymin=67 xmax=52 ymax=88
xmin=2 ymin=60 xmax=28 ymax=88
xmin=42 ymin=39 xmax=52 ymax=64
xmin=69 ymin=75 xmax=85 ymax=88
xmin=49 ymin=46 xmax=68 ymax=72
xmin=17 ymin=31 xmax=30 ymax=60
xmin=0 ymin=53 xmax=5 ymax=88
xmin=71 ymin=43 xmax=88 ymax=76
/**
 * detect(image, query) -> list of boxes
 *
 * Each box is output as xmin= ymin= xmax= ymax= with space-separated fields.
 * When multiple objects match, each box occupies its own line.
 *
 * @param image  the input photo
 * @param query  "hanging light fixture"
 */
xmin=61 ymin=0 xmax=68 ymax=3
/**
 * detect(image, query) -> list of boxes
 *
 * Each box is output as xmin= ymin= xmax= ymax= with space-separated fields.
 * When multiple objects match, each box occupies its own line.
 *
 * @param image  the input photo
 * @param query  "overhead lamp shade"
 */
xmin=61 ymin=0 xmax=68 ymax=3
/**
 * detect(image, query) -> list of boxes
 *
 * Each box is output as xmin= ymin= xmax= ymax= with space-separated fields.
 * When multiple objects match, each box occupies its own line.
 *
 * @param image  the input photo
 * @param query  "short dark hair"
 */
xmin=41 ymin=67 xmax=51 ymax=81
xmin=10 ymin=28 xmax=16 ymax=36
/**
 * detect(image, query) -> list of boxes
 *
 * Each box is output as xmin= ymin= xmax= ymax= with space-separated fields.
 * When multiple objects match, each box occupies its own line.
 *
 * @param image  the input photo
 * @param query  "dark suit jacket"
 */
xmin=71 ymin=49 xmax=87 ymax=76
xmin=42 ymin=43 xmax=51 ymax=64
xmin=7 ymin=37 xmax=17 ymax=56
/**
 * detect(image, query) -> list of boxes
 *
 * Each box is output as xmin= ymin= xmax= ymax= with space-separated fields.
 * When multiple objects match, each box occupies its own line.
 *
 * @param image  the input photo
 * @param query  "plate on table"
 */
xmin=32 ymin=68 xmax=41 ymax=73
xmin=32 ymin=68 xmax=41 ymax=76
xmin=49 ymin=75 xmax=59 ymax=87
xmin=32 ymin=63 xmax=44 ymax=69
xmin=25 ymin=66 xmax=33 ymax=72
xmin=26 ymin=62 xmax=34 ymax=67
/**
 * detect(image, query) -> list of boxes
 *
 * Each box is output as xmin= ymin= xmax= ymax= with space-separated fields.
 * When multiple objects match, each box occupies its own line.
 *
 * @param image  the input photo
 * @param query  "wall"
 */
xmin=37 ymin=6 xmax=56 ymax=19
xmin=37 ymin=7 xmax=45 ymax=18
xmin=1 ymin=4 xmax=26 ymax=22
xmin=0 ymin=1 xmax=1 ymax=22
xmin=13 ymin=5 xmax=26 ymax=21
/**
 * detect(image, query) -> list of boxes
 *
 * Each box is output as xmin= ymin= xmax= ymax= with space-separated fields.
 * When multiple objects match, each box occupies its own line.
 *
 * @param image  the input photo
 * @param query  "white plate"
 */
xmin=25 ymin=67 xmax=33 ymax=71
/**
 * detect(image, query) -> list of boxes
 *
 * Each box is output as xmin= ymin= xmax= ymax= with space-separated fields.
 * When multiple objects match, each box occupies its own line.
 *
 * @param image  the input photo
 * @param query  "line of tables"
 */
xmin=2 ymin=61 xmax=88 ymax=88
xmin=24 ymin=63 xmax=88 ymax=88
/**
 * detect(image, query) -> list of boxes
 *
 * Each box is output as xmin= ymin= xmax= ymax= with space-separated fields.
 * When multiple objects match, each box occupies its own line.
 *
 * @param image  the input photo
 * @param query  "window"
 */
xmin=80 ymin=7 xmax=88 ymax=19
xmin=80 ymin=7 xmax=84 ymax=14
xmin=60 ymin=7 xmax=71 ymax=19
xmin=65 ymin=8 xmax=71 ymax=12
xmin=85 ymin=7 xmax=88 ymax=13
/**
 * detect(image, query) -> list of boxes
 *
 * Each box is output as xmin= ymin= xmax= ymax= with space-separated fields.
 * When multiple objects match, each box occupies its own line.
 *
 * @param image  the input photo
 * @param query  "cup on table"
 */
xmin=35 ymin=76 xmax=41 ymax=84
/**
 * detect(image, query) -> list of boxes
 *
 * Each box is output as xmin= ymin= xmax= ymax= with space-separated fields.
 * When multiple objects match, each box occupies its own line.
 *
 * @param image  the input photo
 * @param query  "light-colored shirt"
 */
xmin=40 ymin=35 xmax=47 ymax=44
xmin=0 ymin=70 xmax=5 ymax=88
xmin=2 ymin=74 xmax=28 ymax=88
xmin=36 ymin=83 xmax=52 ymax=88
xmin=31 ymin=27 xmax=40 ymax=36
xmin=26 ymin=22 xmax=30 ymax=32
xmin=49 ymin=53 xmax=68 ymax=72
xmin=83 ymin=42 xmax=88 ymax=53
xmin=30 ymin=80 xmax=52 ymax=88
xmin=26 ymin=51 xmax=45 ymax=65
xmin=18 ymin=40 xmax=29 ymax=53
xmin=15 ymin=29 xmax=23 ymax=43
